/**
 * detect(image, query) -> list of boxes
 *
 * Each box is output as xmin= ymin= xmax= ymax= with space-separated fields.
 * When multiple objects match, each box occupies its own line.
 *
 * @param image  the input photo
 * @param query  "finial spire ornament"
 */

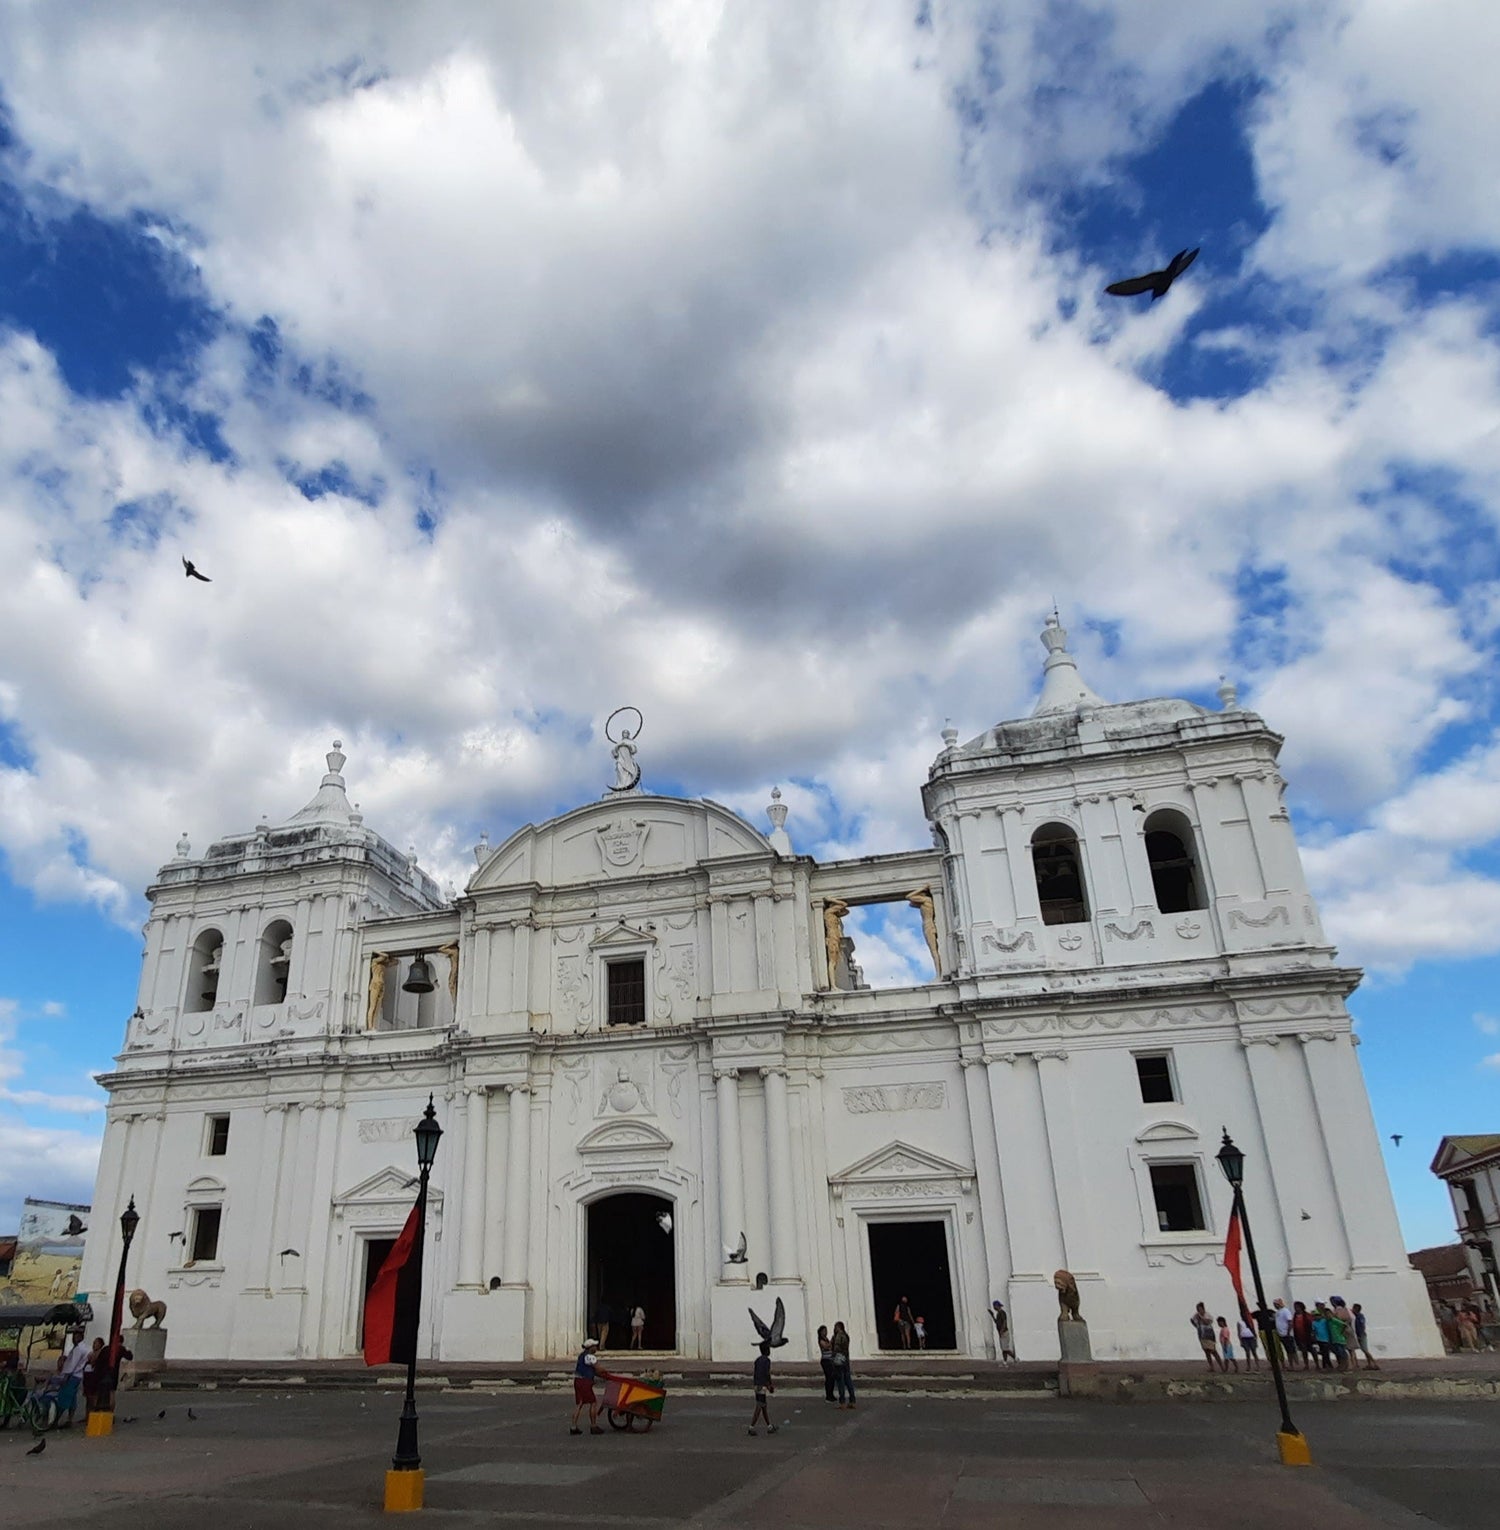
xmin=1216 ymin=674 xmax=1239 ymax=711
xmin=940 ymin=720 xmax=959 ymax=752
xmin=323 ymin=739 xmax=347 ymax=785
xmin=474 ymin=829 xmax=490 ymax=866
xmin=1032 ymin=611 xmax=1108 ymax=717
xmin=767 ymin=786 xmax=792 ymax=855
xmin=174 ymin=831 xmax=191 ymax=860
xmin=604 ymin=707 xmax=644 ymax=795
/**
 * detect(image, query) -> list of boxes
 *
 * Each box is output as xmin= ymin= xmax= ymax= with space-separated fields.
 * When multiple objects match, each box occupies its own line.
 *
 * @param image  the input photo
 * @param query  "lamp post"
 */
xmin=387 ymin=1096 xmax=442 ymax=1509
xmin=1216 ymin=1130 xmax=1310 ymax=1466
xmin=90 ymin=1195 xmax=139 ymax=1436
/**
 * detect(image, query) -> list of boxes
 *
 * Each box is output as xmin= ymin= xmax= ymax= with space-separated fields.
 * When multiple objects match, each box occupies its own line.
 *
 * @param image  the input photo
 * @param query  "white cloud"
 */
xmin=0 ymin=0 xmax=1495 ymax=993
xmin=1475 ymin=1014 xmax=1500 ymax=1037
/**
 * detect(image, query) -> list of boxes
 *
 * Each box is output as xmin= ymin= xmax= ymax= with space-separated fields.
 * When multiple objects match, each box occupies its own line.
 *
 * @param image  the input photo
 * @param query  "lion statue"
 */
xmin=129 ymin=1288 xmax=167 ymax=1330
xmin=1053 ymin=1268 xmax=1082 ymax=1322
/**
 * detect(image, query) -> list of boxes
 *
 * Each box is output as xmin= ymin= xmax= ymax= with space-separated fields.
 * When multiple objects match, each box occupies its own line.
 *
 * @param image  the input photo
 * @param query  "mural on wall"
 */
xmin=1 ymin=1198 xmax=91 ymax=1306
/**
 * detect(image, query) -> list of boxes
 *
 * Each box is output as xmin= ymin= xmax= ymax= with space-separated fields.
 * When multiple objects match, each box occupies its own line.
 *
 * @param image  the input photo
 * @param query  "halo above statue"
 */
xmin=605 ymin=707 xmax=644 ymax=794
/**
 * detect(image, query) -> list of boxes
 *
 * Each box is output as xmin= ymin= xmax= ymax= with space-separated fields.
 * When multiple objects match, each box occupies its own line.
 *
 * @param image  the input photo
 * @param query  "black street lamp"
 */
xmin=388 ymin=1096 xmax=443 ymax=1503
xmin=94 ymin=1195 xmax=140 ymax=1429
xmin=1216 ymin=1130 xmax=1310 ymax=1466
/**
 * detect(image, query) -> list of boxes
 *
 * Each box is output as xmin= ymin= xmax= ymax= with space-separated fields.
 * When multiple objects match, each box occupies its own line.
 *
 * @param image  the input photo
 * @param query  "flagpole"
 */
xmin=391 ymin=1167 xmax=428 ymax=1473
xmin=1233 ymin=1184 xmax=1301 ymax=1443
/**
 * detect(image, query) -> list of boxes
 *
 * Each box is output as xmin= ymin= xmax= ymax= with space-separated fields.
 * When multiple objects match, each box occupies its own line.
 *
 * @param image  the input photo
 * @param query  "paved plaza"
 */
xmin=3 ymin=1386 xmax=1498 ymax=1528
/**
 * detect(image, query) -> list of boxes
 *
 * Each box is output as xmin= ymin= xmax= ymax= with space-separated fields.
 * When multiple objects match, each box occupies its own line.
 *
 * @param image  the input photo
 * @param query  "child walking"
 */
xmin=1217 ymin=1315 xmax=1239 ymax=1373
xmin=914 ymin=1316 xmax=927 ymax=1350
xmin=748 ymin=1342 xmax=777 ymax=1435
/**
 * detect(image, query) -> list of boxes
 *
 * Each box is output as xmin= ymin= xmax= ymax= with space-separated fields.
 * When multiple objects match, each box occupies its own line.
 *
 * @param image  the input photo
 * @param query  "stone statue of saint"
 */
xmin=437 ymin=941 xmax=460 ymax=1005
xmin=366 ymin=952 xmax=395 ymax=1029
xmin=822 ymin=898 xmax=851 ymax=989
xmin=610 ymin=732 xmax=641 ymax=792
xmin=905 ymin=886 xmax=941 ymax=974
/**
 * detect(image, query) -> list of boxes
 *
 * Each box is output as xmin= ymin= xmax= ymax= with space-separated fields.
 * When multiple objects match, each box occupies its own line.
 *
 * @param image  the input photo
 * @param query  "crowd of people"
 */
xmin=1433 ymin=1298 xmax=1497 ymax=1353
xmin=1191 ymin=1297 xmax=1377 ymax=1372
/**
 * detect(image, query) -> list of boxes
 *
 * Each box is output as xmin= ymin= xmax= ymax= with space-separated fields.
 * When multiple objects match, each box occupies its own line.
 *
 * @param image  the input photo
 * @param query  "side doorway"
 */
xmin=867 ymin=1220 xmax=957 ymax=1350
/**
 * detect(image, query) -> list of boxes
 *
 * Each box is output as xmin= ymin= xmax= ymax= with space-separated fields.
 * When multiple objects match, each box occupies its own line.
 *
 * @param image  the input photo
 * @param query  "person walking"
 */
xmin=1273 ymin=1299 xmax=1296 ymax=1369
xmin=748 ymin=1342 xmax=777 ymax=1435
xmin=630 ymin=1304 xmax=646 ymax=1349
xmin=991 ymin=1300 xmax=1016 ymax=1361
xmin=894 ymin=1296 xmax=915 ymax=1350
xmin=592 ymin=1299 xmax=612 ymax=1351
xmin=570 ymin=1338 xmax=604 ymax=1435
xmin=817 ymin=1324 xmax=837 ymax=1401
xmin=914 ymin=1316 xmax=927 ymax=1350
xmin=1238 ymin=1313 xmax=1260 ymax=1371
xmin=830 ymin=1320 xmax=856 ymax=1408
xmin=1216 ymin=1315 xmax=1239 ymax=1373
xmin=1350 ymin=1303 xmax=1380 ymax=1369
xmin=1190 ymin=1303 xmax=1221 ymax=1371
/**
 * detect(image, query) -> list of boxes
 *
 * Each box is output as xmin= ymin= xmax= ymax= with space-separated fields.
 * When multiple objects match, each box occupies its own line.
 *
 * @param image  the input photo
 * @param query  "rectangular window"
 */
xmin=190 ymin=1206 xmax=222 ymax=1263
xmin=607 ymin=959 xmax=646 ymax=1027
xmin=1135 ymin=1054 xmax=1176 ymax=1104
xmin=206 ymin=1114 xmax=230 ymax=1156
xmin=1148 ymin=1163 xmax=1206 ymax=1232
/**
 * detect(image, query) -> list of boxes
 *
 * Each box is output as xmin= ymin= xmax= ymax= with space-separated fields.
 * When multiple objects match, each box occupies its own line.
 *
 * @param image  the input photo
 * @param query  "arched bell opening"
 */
xmin=185 ymin=928 xmax=225 ymax=1013
xmin=254 ymin=918 xmax=295 ymax=1005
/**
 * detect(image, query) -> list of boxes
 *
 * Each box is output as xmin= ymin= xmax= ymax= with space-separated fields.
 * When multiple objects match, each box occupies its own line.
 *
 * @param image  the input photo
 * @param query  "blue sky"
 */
xmin=1 ymin=2 xmax=1497 ymax=1248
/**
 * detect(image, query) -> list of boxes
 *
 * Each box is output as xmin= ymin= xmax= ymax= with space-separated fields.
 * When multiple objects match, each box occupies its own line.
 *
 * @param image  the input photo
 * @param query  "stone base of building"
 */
xmin=709 ymin=1281 xmax=807 ymax=1360
xmin=439 ymin=1285 xmax=528 ymax=1361
xmin=231 ymin=1291 xmax=305 ymax=1358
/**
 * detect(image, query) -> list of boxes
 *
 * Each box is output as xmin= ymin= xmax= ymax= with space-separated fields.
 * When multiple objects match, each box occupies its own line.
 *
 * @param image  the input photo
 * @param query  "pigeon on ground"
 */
xmin=1105 ymin=247 xmax=1199 ymax=301
xmin=120 ymin=1416 xmax=137 ymax=1425
xmin=26 ymin=1437 xmax=45 ymax=1456
xmin=749 ymin=1296 xmax=788 ymax=1349
xmin=725 ymin=1230 xmax=748 ymax=1263
xmin=158 ymin=1409 xmax=167 ymax=1419
xmin=182 ymin=557 xmax=212 ymax=582
xmin=187 ymin=1407 xmax=198 ymax=1421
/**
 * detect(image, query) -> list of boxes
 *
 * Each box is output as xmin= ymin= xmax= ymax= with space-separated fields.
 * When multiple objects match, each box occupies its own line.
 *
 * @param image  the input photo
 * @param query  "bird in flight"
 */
xmin=749 ymin=1296 xmax=788 ymax=1348
xmin=182 ymin=557 xmax=212 ymax=582
xmin=1391 ymin=1134 xmax=1403 ymax=1147
xmin=1105 ymin=247 xmax=1199 ymax=301
xmin=725 ymin=1230 xmax=748 ymax=1264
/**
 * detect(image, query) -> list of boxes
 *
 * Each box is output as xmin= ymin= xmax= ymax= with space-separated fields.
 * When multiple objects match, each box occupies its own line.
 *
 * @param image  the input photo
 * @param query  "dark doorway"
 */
xmin=586 ymin=1192 xmax=676 ymax=1351
xmin=359 ymin=1237 xmax=396 ymax=1349
xmin=868 ymin=1220 xmax=957 ymax=1350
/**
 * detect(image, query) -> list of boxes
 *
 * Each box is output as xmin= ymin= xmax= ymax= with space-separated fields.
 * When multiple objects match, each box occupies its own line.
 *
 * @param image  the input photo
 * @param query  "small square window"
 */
xmin=607 ymin=959 xmax=646 ymax=1027
xmin=206 ymin=1115 xmax=230 ymax=1155
xmin=1149 ymin=1163 xmax=1206 ymax=1232
xmin=190 ymin=1206 xmax=222 ymax=1263
xmin=1135 ymin=1054 xmax=1176 ymax=1104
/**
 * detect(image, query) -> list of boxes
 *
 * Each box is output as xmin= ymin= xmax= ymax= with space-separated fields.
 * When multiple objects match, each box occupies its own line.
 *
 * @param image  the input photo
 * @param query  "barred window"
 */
xmin=607 ymin=959 xmax=646 ymax=1027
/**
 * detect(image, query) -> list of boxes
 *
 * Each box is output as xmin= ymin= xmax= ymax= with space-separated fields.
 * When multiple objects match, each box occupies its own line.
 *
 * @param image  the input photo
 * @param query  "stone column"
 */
xmin=1111 ymin=793 xmax=1157 ymax=912
xmin=459 ymin=1086 xmax=489 ymax=1289
xmin=501 ymin=1084 xmax=531 ymax=1286
xmin=715 ymin=1068 xmax=747 ymax=1281
xmin=1301 ymin=1032 xmax=1398 ymax=1272
xmin=961 ymin=1057 xmax=1011 ymax=1308
xmin=760 ymin=1068 xmax=796 ymax=1280
xmin=984 ymin=1054 xmax=1064 ymax=1277
xmin=255 ymin=1104 xmax=290 ymax=1291
xmin=1035 ymin=1051 xmax=1095 ymax=1273
xmin=273 ymin=1104 xmax=315 ymax=1287
xmin=1237 ymin=774 xmax=1300 ymax=896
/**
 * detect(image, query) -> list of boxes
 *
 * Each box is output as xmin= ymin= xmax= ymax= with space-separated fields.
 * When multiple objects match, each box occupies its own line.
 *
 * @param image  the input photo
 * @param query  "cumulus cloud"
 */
xmin=0 ymin=0 xmax=1495 ymax=990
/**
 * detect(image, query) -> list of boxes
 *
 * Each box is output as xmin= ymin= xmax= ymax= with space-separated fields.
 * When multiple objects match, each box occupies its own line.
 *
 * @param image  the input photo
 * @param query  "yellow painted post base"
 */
xmin=1277 ymin=1430 xmax=1313 ymax=1466
xmin=85 ymin=1411 xmax=114 ymax=1438
xmin=384 ymin=1468 xmax=425 ymax=1512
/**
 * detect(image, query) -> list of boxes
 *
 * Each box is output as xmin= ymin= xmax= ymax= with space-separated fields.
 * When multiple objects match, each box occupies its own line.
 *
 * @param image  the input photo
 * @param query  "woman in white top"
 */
xmin=630 ymin=1305 xmax=646 ymax=1348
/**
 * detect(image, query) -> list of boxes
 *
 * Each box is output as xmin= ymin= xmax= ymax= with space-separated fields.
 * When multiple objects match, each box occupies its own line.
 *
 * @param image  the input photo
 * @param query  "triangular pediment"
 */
xmin=1431 ymin=1135 xmax=1500 ymax=1176
xmin=829 ymin=1140 xmax=973 ymax=1186
xmin=333 ymin=1164 xmax=442 ymax=1207
xmin=1135 ymin=1120 xmax=1199 ymax=1144
xmin=590 ymin=920 xmax=657 ymax=949
xmin=577 ymin=1120 xmax=674 ymax=1155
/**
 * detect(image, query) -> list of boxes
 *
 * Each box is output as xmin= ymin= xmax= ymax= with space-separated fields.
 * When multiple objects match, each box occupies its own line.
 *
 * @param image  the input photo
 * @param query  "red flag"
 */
xmin=363 ymin=1202 xmax=423 ymax=1366
xmin=1223 ymin=1205 xmax=1251 ymax=1322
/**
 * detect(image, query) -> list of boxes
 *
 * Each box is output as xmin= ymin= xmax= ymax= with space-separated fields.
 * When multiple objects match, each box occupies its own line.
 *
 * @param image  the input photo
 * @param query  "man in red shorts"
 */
xmin=570 ymin=1337 xmax=604 ymax=1435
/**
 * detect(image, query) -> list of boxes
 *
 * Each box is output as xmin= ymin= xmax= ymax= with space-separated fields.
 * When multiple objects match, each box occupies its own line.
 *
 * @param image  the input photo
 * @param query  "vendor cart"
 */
xmin=597 ymin=1369 xmax=667 ymax=1432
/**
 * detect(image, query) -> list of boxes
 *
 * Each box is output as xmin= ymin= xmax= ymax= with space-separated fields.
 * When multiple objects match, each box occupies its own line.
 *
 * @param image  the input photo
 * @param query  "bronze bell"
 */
xmin=402 ymin=954 xmax=435 ymax=994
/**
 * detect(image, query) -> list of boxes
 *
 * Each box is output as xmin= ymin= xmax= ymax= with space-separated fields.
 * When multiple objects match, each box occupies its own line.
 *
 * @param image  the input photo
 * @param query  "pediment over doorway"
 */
xmin=332 ymin=1165 xmax=444 ymax=1211
xmin=577 ymin=1120 xmax=674 ymax=1156
xmin=828 ymin=1140 xmax=974 ymax=1197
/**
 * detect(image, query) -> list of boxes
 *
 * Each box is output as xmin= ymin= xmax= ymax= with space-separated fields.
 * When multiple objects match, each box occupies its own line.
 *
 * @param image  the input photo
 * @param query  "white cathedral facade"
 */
xmin=77 ymin=620 xmax=1439 ymax=1364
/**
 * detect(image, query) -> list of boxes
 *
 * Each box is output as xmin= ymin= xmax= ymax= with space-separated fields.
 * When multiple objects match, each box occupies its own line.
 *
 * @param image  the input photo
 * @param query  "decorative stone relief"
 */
xmin=597 ymin=1056 xmax=654 ymax=1116
xmin=1104 ymin=919 xmax=1155 ymax=942
xmin=667 ymin=944 xmax=696 ymax=1000
xmin=982 ymin=928 xmax=1036 ymax=953
xmin=556 ymin=956 xmax=592 ymax=1028
xmin=1174 ymin=919 xmax=1202 ymax=939
xmin=595 ymin=820 xmax=649 ymax=873
xmin=1228 ymin=905 xmax=1291 ymax=929
xmin=358 ymin=1116 xmax=418 ymax=1144
xmin=842 ymin=1082 xmax=947 ymax=1114
xmin=558 ymin=1058 xmax=590 ymax=1124
xmin=1057 ymin=931 xmax=1084 ymax=951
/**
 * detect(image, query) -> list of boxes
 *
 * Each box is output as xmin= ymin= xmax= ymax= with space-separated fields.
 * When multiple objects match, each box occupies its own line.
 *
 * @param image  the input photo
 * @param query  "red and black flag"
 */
xmin=1223 ymin=1204 xmax=1251 ymax=1323
xmin=363 ymin=1201 xmax=424 ymax=1366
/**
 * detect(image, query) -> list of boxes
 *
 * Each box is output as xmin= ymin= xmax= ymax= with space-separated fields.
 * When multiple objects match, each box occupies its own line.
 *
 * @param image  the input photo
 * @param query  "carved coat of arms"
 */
xmin=596 ymin=820 xmax=648 ymax=872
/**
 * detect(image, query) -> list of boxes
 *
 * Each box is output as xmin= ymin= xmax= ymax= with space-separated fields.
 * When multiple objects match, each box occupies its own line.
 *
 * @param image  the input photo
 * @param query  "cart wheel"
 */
xmin=607 ymin=1409 xmax=630 ymax=1431
xmin=626 ymin=1412 xmax=645 ymax=1432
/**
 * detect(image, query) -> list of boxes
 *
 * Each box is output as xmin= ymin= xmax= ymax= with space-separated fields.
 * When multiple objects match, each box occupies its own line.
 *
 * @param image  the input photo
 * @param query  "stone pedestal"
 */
xmin=1058 ymin=1317 xmax=1092 ymax=1363
xmin=129 ymin=1326 xmax=168 ymax=1364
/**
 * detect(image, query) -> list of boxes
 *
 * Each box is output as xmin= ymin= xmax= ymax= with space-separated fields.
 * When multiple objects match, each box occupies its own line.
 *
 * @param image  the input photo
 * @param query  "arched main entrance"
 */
xmin=586 ymin=1192 xmax=676 ymax=1352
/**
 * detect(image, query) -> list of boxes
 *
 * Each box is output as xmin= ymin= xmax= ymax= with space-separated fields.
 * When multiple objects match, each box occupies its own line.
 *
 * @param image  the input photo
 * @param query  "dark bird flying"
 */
xmin=1391 ymin=1134 xmax=1403 ymax=1147
xmin=26 ymin=1437 xmax=45 ymax=1455
xmin=749 ymin=1296 xmax=788 ymax=1349
xmin=182 ymin=557 xmax=212 ymax=582
xmin=1105 ymin=247 xmax=1199 ymax=301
